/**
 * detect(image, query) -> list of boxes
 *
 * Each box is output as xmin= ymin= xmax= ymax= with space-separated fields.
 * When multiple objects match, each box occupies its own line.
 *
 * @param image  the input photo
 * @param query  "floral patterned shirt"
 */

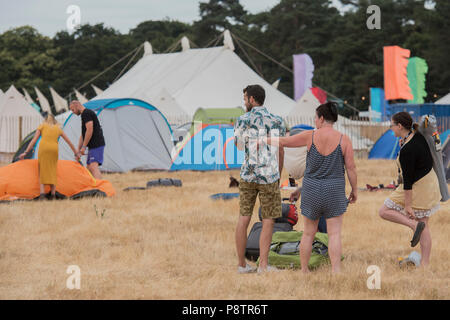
xmin=234 ymin=106 xmax=286 ymax=184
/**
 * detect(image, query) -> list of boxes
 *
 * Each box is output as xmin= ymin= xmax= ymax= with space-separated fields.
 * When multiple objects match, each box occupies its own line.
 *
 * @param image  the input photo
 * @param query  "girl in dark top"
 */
xmin=379 ymin=112 xmax=440 ymax=267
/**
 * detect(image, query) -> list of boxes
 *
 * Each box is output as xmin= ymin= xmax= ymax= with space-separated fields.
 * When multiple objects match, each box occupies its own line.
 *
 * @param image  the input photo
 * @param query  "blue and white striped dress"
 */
xmin=300 ymin=131 xmax=349 ymax=220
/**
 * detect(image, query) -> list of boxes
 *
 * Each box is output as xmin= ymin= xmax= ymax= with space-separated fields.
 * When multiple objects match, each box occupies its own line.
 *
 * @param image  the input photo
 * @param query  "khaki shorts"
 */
xmin=239 ymin=179 xmax=282 ymax=219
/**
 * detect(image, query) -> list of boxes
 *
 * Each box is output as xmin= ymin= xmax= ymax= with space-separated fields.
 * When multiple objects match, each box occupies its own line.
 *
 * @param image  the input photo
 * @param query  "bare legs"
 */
xmin=301 ymin=215 xmax=343 ymax=274
xmin=300 ymin=216 xmax=319 ymax=273
xmin=258 ymin=218 xmax=275 ymax=270
xmin=39 ymin=184 xmax=56 ymax=198
xmin=379 ymin=205 xmax=431 ymax=267
xmin=87 ymin=162 xmax=102 ymax=179
xmin=326 ymin=215 xmax=344 ymax=273
xmin=235 ymin=215 xmax=251 ymax=268
xmin=418 ymin=217 xmax=431 ymax=266
xmin=379 ymin=205 xmax=418 ymax=230
xmin=235 ymin=216 xmax=274 ymax=270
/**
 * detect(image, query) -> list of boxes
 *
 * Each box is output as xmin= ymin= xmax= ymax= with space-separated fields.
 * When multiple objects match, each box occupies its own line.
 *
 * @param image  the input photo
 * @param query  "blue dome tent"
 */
xmin=368 ymin=129 xmax=400 ymax=160
xmin=170 ymin=124 xmax=244 ymax=171
xmin=34 ymin=98 xmax=174 ymax=172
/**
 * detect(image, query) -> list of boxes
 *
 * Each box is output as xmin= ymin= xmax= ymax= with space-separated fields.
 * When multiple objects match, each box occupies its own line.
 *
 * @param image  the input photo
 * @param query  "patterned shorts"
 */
xmin=239 ymin=179 xmax=282 ymax=219
xmin=384 ymin=198 xmax=440 ymax=219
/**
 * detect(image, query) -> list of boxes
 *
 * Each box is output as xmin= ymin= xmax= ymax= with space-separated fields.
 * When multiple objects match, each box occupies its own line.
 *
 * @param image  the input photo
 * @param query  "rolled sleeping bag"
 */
xmin=418 ymin=115 xmax=449 ymax=202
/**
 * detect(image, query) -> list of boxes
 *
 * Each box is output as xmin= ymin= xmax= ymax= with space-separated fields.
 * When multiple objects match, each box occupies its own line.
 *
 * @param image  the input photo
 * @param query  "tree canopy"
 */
xmin=0 ymin=0 xmax=448 ymax=115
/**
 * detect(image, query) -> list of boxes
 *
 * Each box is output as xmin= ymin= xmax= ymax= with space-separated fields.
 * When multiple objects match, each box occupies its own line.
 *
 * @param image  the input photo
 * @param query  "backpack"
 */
xmin=258 ymin=198 xmax=298 ymax=226
xmin=257 ymin=231 xmax=340 ymax=269
xmin=245 ymin=222 xmax=293 ymax=261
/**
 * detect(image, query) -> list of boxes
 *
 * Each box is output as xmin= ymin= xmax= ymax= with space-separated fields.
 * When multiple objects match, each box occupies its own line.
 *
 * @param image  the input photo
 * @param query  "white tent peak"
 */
xmin=49 ymin=86 xmax=68 ymax=113
xmin=74 ymin=89 xmax=88 ymax=104
xmin=144 ymin=41 xmax=153 ymax=56
xmin=0 ymin=85 xmax=42 ymax=117
xmin=22 ymin=88 xmax=35 ymax=104
xmin=435 ymin=92 xmax=450 ymax=104
xmin=223 ymin=30 xmax=235 ymax=51
xmin=181 ymin=36 xmax=190 ymax=52
xmin=91 ymin=84 xmax=104 ymax=96
xmin=34 ymin=86 xmax=52 ymax=114
xmin=289 ymin=89 xmax=320 ymax=117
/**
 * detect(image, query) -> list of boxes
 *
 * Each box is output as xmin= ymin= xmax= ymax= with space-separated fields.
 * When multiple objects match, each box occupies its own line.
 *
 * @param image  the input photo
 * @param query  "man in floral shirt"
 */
xmin=234 ymin=84 xmax=286 ymax=273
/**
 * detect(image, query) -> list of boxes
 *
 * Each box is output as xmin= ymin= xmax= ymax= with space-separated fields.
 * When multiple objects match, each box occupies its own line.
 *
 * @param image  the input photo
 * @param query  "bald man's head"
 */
xmin=69 ymin=100 xmax=84 ymax=115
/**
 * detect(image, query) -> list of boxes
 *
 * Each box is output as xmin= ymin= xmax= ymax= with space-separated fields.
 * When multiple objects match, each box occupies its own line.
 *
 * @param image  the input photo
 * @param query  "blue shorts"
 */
xmin=87 ymin=146 xmax=104 ymax=165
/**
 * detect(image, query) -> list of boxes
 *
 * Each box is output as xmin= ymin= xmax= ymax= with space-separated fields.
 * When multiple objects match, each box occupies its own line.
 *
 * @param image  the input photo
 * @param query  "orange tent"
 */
xmin=0 ymin=160 xmax=115 ymax=201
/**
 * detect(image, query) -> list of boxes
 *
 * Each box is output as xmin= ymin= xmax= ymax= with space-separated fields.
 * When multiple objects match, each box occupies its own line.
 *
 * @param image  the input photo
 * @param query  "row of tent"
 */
xmin=15 ymin=98 xmax=246 ymax=172
xmin=7 ymin=92 xmax=450 ymax=182
xmin=0 ymin=84 xmax=104 ymax=116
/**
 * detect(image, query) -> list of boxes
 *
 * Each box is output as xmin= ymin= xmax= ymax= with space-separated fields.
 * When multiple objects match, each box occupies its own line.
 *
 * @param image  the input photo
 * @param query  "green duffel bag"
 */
xmin=258 ymin=231 xmax=339 ymax=269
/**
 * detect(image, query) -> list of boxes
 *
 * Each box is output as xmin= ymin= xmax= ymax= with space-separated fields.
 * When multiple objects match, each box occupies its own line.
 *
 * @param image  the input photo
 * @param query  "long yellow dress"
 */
xmin=37 ymin=123 xmax=63 ymax=185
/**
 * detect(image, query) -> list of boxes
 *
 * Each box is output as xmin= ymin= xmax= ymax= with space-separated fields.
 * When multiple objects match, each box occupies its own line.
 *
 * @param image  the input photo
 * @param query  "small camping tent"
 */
xmin=0 ymin=160 xmax=115 ymax=201
xmin=368 ymin=129 xmax=400 ymax=159
xmin=173 ymin=107 xmax=245 ymax=147
xmin=55 ymin=110 xmax=72 ymax=125
xmin=34 ymin=98 xmax=175 ymax=173
xmin=192 ymin=107 xmax=244 ymax=125
xmin=170 ymin=124 xmax=244 ymax=171
xmin=189 ymin=107 xmax=244 ymax=135
xmin=12 ymin=130 xmax=36 ymax=162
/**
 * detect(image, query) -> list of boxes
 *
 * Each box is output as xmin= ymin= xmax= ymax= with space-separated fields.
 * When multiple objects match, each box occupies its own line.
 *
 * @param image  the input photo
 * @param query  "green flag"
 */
xmin=407 ymin=57 xmax=428 ymax=104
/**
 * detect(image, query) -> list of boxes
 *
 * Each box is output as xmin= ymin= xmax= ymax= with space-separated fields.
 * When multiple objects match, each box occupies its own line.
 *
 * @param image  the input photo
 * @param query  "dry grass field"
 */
xmin=0 ymin=159 xmax=448 ymax=300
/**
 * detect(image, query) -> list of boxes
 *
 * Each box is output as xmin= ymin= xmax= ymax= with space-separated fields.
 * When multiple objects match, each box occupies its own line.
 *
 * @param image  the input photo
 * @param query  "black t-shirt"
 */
xmin=81 ymin=108 xmax=105 ymax=149
xmin=399 ymin=133 xmax=433 ymax=190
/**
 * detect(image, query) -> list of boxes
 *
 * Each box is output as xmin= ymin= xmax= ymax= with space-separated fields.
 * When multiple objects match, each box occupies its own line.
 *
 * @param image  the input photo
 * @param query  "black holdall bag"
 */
xmin=245 ymin=222 xmax=293 ymax=261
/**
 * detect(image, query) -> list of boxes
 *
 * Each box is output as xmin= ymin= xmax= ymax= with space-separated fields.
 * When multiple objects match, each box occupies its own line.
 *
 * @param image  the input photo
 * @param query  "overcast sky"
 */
xmin=0 ymin=0 xmax=346 ymax=37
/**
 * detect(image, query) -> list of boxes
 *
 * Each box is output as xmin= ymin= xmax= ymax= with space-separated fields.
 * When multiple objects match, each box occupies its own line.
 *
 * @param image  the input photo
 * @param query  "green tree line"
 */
xmin=0 ymin=0 xmax=448 ymax=115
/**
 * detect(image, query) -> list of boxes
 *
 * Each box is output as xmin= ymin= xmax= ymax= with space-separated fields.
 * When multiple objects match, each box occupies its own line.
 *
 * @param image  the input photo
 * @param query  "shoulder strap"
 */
xmin=339 ymin=134 xmax=343 ymax=145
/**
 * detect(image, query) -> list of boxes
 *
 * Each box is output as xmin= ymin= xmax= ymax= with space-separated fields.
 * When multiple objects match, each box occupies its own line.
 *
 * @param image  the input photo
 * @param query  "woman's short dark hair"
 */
xmin=243 ymin=85 xmax=265 ymax=105
xmin=316 ymin=102 xmax=338 ymax=123
xmin=392 ymin=111 xmax=414 ymax=131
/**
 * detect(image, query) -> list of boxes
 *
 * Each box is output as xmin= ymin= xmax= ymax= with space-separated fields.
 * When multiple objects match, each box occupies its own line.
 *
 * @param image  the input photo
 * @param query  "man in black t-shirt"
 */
xmin=69 ymin=100 xmax=105 ymax=179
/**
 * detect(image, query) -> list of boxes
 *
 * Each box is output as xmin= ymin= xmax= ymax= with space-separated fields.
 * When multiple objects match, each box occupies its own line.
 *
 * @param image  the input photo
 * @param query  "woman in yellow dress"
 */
xmin=19 ymin=114 xmax=78 ymax=200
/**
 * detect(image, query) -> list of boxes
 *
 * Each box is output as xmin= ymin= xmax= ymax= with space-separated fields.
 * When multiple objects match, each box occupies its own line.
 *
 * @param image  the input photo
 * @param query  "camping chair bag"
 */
xmin=258 ymin=231 xmax=332 ymax=269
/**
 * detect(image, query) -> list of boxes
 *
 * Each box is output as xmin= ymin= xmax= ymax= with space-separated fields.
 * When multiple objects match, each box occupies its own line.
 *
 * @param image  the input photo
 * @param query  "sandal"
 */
xmin=410 ymin=221 xmax=425 ymax=247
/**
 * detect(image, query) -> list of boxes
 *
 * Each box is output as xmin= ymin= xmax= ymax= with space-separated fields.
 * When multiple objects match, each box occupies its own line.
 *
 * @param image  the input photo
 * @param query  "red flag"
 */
xmin=311 ymin=87 xmax=327 ymax=104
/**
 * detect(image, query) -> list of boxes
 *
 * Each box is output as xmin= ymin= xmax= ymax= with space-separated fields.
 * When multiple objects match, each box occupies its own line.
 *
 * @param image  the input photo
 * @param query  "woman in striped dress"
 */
xmin=265 ymin=102 xmax=357 ymax=273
